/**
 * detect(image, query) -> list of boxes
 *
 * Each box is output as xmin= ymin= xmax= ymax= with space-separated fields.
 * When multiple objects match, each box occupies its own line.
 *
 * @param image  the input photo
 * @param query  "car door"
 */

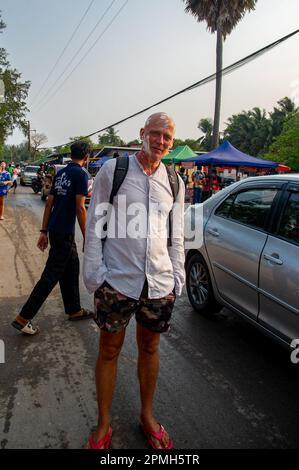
xmin=259 ymin=183 xmax=299 ymax=344
xmin=205 ymin=182 xmax=282 ymax=320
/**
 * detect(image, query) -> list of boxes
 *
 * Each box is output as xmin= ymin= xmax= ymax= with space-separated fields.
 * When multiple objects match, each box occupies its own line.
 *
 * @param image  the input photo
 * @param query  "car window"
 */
xmin=277 ymin=192 xmax=299 ymax=245
xmin=216 ymin=188 xmax=278 ymax=230
xmin=215 ymin=194 xmax=235 ymax=218
xmin=25 ymin=166 xmax=38 ymax=173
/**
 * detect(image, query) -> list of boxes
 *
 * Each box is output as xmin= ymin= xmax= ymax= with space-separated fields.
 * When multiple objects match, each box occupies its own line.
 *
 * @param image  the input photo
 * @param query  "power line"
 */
xmin=48 ymin=28 xmax=299 ymax=149
xmin=30 ymin=0 xmax=95 ymax=105
xmin=33 ymin=0 xmax=122 ymax=112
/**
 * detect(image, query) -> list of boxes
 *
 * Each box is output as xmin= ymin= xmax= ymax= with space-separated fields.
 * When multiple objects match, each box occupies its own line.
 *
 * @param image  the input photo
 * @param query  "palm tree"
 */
xmin=183 ymin=0 xmax=257 ymax=148
xmin=198 ymin=117 xmax=213 ymax=150
xmin=98 ymin=127 xmax=125 ymax=146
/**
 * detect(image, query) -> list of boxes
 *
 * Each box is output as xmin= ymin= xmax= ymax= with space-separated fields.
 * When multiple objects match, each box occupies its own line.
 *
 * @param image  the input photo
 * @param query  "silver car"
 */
xmin=185 ymin=174 xmax=299 ymax=350
xmin=20 ymin=165 xmax=39 ymax=186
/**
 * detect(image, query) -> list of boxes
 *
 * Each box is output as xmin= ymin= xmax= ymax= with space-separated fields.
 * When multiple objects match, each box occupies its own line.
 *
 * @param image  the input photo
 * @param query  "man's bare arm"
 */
xmin=76 ymin=194 xmax=87 ymax=239
xmin=41 ymin=195 xmax=54 ymax=230
xmin=37 ymin=195 xmax=54 ymax=251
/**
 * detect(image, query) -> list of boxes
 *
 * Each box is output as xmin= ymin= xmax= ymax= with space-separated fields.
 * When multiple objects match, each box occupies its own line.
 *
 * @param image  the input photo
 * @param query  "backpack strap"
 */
xmin=109 ymin=156 xmax=129 ymax=204
xmin=102 ymin=156 xmax=129 ymax=240
xmin=165 ymin=165 xmax=180 ymax=247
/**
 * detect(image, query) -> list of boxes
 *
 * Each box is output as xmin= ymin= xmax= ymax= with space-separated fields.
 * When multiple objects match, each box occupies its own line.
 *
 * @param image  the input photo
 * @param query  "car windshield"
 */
xmin=25 ymin=166 xmax=39 ymax=173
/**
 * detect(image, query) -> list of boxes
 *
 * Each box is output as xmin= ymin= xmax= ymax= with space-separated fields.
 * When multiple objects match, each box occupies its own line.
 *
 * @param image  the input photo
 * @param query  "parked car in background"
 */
xmin=20 ymin=165 xmax=39 ymax=186
xmin=185 ymin=174 xmax=299 ymax=351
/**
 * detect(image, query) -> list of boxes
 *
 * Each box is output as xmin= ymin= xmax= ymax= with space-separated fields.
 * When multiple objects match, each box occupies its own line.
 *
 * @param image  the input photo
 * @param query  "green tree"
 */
xmin=224 ymin=107 xmax=273 ymax=156
xmin=173 ymin=138 xmax=203 ymax=151
xmin=2 ymin=141 xmax=31 ymax=162
xmin=0 ymin=12 xmax=30 ymax=154
xmin=264 ymin=112 xmax=299 ymax=169
xmin=183 ymin=0 xmax=257 ymax=148
xmin=98 ymin=127 xmax=125 ymax=146
xmin=269 ymin=96 xmax=297 ymax=140
xmin=198 ymin=117 xmax=213 ymax=151
xmin=127 ymin=139 xmax=141 ymax=146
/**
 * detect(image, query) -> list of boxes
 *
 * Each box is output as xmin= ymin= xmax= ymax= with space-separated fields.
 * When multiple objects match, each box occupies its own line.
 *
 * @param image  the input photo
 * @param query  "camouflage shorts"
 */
xmin=94 ymin=281 xmax=176 ymax=334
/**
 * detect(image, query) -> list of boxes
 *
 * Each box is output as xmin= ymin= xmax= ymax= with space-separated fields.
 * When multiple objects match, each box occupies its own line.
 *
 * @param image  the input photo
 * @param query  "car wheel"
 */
xmin=186 ymin=253 xmax=221 ymax=315
xmin=20 ymin=179 xmax=25 ymax=186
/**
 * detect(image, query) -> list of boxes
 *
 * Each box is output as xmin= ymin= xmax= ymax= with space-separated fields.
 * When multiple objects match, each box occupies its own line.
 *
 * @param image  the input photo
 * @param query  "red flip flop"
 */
xmin=85 ymin=426 xmax=113 ymax=449
xmin=140 ymin=423 xmax=173 ymax=449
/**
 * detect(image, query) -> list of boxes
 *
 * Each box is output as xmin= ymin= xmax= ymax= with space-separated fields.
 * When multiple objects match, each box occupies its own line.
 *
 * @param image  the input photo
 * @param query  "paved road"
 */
xmin=0 ymin=186 xmax=299 ymax=449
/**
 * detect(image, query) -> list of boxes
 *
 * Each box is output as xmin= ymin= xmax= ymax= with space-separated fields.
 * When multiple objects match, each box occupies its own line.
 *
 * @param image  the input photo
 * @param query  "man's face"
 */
xmin=140 ymin=114 xmax=175 ymax=161
xmin=1 ymin=162 xmax=6 ymax=171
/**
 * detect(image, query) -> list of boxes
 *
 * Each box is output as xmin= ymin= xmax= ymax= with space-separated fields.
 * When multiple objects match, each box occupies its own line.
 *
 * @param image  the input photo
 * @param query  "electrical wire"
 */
xmin=46 ymin=28 xmax=299 ymax=149
xmin=30 ymin=0 xmax=95 ymax=105
xmin=33 ymin=0 xmax=125 ymax=112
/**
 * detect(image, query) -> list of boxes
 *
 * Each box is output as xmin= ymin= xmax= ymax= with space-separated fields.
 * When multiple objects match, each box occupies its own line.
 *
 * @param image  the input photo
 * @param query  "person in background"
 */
xmin=10 ymin=164 xmax=21 ymax=194
xmin=192 ymin=166 xmax=205 ymax=204
xmin=7 ymin=163 xmax=14 ymax=177
xmin=11 ymin=141 xmax=93 ymax=335
xmin=179 ymin=167 xmax=188 ymax=187
xmin=0 ymin=161 xmax=12 ymax=220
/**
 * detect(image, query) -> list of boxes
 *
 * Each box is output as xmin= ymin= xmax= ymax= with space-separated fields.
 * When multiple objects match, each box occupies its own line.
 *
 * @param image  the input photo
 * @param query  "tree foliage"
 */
xmin=183 ymin=0 xmax=257 ymax=39
xmin=223 ymin=97 xmax=297 ymax=157
xmin=198 ymin=118 xmax=213 ymax=151
xmin=173 ymin=138 xmax=203 ymax=151
xmin=0 ymin=11 xmax=30 ymax=153
xmin=98 ymin=127 xmax=125 ymax=146
xmin=264 ymin=112 xmax=299 ymax=169
xmin=182 ymin=1 xmax=257 ymax=148
xmin=224 ymin=107 xmax=273 ymax=156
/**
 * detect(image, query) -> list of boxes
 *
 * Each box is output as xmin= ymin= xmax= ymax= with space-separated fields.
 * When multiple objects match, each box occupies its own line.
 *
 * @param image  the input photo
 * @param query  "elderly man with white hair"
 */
xmin=83 ymin=113 xmax=185 ymax=449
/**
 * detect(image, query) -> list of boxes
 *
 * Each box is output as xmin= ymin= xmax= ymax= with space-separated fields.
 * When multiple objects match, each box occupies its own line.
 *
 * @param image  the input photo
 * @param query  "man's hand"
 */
xmin=37 ymin=233 xmax=48 ymax=251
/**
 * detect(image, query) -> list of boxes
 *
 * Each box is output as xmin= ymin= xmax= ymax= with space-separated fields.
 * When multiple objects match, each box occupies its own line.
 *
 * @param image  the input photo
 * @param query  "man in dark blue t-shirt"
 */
xmin=12 ymin=141 xmax=93 ymax=335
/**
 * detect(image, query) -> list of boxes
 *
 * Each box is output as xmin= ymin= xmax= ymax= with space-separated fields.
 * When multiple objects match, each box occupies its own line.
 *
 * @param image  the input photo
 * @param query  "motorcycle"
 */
xmin=31 ymin=177 xmax=43 ymax=194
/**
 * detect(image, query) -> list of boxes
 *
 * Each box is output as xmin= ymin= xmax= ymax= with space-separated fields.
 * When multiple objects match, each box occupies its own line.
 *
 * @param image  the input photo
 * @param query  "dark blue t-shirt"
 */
xmin=48 ymin=162 xmax=88 ymax=234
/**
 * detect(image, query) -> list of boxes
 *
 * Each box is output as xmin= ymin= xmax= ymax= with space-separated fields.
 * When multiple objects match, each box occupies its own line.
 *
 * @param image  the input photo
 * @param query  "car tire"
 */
xmin=20 ymin=179 xmax=25 ymax=186
xmin=186 ymin=252 xmax=221 ymax=315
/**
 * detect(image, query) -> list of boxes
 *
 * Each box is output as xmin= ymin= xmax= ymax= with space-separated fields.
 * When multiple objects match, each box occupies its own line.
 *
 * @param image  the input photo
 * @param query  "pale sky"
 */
xmin=1 ymin=0 xmax=299 ymax=148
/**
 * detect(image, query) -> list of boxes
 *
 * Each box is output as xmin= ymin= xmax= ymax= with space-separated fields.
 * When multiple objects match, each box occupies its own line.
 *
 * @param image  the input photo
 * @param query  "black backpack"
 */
xmin=107 ymin=156 xmax=180 ymax=246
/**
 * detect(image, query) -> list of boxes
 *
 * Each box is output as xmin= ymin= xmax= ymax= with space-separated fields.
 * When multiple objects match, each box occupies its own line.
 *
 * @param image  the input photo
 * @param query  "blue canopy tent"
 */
xmin=185 ymin=140 xmax=278 ymax=169
xmin=89 ymin=156 xmax=111 ymax=167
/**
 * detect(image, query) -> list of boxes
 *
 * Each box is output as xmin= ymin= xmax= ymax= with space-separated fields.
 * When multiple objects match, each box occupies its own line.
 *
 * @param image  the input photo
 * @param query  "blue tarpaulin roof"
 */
xmin=89 ymin=156 xmax=111 ymax=167
xmin=185 ymin=140 xmax=278 ymax=169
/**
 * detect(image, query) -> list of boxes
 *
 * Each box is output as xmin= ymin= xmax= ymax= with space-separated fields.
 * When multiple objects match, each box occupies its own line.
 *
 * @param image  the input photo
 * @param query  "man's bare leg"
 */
xmin=136 ymin=323 xmax=171 ymax=448
xmin=93 ymin=329 xmax=125 ymax=443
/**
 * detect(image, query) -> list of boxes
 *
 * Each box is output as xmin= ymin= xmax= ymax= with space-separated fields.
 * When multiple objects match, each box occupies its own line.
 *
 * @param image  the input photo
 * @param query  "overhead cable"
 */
xmin=48 ymin=28 xmax=299 ymax=149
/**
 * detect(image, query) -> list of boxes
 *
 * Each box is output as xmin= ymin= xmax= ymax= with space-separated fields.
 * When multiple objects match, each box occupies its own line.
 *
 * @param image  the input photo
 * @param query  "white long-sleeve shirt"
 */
xmin=83 ymin=155 xmax=185 ymax=300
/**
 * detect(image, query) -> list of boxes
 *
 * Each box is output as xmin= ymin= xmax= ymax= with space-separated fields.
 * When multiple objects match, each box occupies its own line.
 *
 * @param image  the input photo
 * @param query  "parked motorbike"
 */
xmin=31 ymin=177 xmax=43 ymax=194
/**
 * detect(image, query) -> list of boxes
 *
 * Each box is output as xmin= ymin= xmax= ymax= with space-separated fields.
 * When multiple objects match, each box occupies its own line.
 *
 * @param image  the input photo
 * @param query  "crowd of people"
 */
xmin=178 ymin=165 xmax=222 ymax=203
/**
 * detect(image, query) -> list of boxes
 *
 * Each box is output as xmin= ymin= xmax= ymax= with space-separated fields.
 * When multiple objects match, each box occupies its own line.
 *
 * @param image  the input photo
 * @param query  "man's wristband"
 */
xmin=40 ymin=229 xmax=48 ymax=234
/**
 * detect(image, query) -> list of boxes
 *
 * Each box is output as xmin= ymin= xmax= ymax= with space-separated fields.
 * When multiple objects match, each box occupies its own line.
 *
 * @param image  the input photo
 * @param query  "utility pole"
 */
xmin=27 ymin=120 xmax=31 ymax=153
xmin=27 ymin=121 xmax=36 ymax=161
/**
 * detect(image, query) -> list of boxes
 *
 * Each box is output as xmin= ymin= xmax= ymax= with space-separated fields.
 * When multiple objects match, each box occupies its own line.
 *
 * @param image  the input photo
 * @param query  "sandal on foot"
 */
xmin=85 ymin=427 xmax=113 ymax=449
xmin=140 ymin=423 xmax=173 ymax=449
xmin=11 ymin=320 xmax=39 ymax=335
xmin=68 ymin=308 xmax=94 ymax=321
